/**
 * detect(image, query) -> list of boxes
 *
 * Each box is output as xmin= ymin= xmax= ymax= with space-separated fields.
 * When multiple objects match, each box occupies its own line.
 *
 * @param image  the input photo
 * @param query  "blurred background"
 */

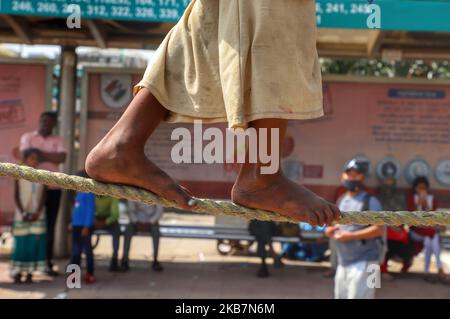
xmin=0 ymin=0 xmax=449 ymax=298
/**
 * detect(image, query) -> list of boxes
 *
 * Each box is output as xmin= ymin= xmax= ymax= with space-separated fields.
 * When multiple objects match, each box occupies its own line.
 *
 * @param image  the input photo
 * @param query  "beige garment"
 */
xmin=135 ymin=0 xmax=323 ymax=129
xmin=14 ymin=180 xmax=44 ymax=220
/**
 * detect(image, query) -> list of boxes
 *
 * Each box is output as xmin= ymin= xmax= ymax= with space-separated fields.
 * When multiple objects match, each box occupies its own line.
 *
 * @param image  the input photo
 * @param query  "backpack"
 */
xmin=361 ymin=193 xmax=387 ymax=264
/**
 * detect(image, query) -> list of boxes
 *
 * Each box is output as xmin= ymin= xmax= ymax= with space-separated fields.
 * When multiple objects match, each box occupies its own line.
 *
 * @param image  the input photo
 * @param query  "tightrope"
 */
xmin=0 ymin=162 xmax=449 ymax=226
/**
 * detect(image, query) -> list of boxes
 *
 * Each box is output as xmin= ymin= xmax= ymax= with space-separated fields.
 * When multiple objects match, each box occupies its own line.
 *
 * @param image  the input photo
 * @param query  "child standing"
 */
xmin=70 ymin=171 xmax=96 ymax=284
xmin=11 ymin=148 xmax=47 ymax=284
xmin=325 ymin=161 xmax=385 ymax=299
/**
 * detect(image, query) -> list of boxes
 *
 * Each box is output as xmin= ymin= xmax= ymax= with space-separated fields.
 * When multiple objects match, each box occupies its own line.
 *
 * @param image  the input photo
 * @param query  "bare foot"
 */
xmin=85 ymin=138 xmax=194 ymax=210
xmin=232 ymin=174 xmax=341 ymax=225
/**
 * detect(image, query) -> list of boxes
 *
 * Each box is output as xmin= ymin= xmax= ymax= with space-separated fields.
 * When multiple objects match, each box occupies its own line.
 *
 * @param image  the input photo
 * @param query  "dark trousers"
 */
xmin=249 ymin=221 xmax=276 ymax=261
xmin=381 ymin=239 xmax=416 ymax=273
xmin=71 ymin=227 xmax=94 ymax=274
xmin=103 ymin=222 xmax=133 ymax=263
xmin=130 ymin=223 xmax=161 ymax=262
xmin=45 ymin=189 xmax=61 ymax=268
xmin=149 ymin=223 xmax=161 ymax=261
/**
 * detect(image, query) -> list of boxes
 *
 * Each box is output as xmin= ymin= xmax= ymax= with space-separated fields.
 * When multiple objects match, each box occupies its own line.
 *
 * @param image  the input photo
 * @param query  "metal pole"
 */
xmin=54 ymin=46 xmax=77 ymax=258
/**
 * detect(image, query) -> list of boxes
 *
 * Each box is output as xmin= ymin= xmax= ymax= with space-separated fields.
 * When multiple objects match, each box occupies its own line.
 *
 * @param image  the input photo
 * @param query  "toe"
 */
xmin=163 ymin=183 xmax=195 ymax=210
xmin=323 ymin=204 xmax=336 ymax=225
xmin=179 ymin=185 xmax=194 ymax=197
xmin=317 ymin=208 xmax=329 ymax=226
xmin=329 ymin=203 xmax=341 ymax=222
xmin=309 ymin=211 xmax=321 ymax=226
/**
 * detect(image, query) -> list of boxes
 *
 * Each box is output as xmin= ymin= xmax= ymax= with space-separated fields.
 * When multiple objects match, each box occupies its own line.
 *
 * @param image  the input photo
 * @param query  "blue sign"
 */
xmin=388 ymin=89 xmax=446 ymax=99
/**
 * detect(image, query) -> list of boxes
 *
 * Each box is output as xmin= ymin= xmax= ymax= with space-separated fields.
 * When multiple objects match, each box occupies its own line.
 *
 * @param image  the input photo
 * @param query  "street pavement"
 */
xmin=0 ymin=214 xmax=448 ymax=299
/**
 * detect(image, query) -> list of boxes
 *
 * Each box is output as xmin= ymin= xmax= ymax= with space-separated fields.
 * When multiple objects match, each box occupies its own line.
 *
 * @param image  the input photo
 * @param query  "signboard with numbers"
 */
xmin=1 ymin=0 xmax=450 ymax=32
xmin=0 ymin=0 xmax=191 ymax=22
xmin=315 ymin=0 xmax=450 ymax=32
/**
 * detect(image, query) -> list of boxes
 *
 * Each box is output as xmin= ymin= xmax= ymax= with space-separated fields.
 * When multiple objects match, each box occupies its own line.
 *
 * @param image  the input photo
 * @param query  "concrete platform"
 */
xmin=0 ymin=214 xmax=449 ymax=299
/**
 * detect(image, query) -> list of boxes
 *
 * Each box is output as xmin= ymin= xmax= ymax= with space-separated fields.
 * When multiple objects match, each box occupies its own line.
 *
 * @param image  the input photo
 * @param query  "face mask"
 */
xmin=343 ymin=180 xmax=362 ymax=192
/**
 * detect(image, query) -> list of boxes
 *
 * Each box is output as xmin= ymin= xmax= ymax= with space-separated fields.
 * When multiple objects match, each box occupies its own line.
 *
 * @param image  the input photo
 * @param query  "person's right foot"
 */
xmin=152 ymin=261 xmax=164 ymax=272
xmin=322 ymin=269 xmax=335 ymax=278
xmin=437 ymin=269 xmax=449 ymax=285
xmin=86 ymin=138 xmax=195 ymax=210
xmin=25 ymin=273 xmax=33 ymax=284
xmin=232 ymin=173 xmax=340 ymax=225
xmin=46 ymin=268 xmax=59 ymax=277
xmin=381 ymin=272 xmax=395 ymax=282
xmin=257 ymin=264 xmax=270 ymax=278
xmin=424 ymin=274 xmax=437 ymax=284
xmin=109 ymin=259 xmax=120 ymax=272
xmin=13 ymin=273 xmax=22 ymax=284
xmin=84 ymin=273 xmax=96 ymax=284
xmin=120 ymin=261 xmax=130 ymax=272
xmin=273 ymin=256 xmax=284 ymax=269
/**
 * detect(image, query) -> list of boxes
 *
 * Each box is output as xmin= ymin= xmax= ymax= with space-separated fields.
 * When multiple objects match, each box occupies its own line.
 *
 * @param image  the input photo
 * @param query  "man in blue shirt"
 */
xmin=325 ymin=160 xmax=385 ymax=299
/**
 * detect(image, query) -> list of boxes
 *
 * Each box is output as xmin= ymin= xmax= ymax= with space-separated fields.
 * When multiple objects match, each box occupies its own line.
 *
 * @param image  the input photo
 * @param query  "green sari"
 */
xmin=11 ymin=180 xmax=47 ymax=274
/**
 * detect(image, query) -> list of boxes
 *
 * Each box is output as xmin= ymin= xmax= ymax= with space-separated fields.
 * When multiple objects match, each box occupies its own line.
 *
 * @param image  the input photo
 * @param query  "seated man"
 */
xmin=127 ymin=201 xmax=164 ymax=272
xmin=94 ymin=195 xmax=133 ymax=272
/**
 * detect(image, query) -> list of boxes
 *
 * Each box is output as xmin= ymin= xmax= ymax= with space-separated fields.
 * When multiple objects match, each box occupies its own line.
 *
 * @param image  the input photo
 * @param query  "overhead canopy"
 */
xmin=2 ymin=0 xmax=450 ymax=31
xmin=1 ymin=0 xmax=450 ymax=59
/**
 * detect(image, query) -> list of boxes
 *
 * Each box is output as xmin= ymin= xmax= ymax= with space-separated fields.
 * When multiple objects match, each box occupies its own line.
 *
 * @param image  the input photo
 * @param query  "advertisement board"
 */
xmin=0 ymin=59 xmax=52 ymax=223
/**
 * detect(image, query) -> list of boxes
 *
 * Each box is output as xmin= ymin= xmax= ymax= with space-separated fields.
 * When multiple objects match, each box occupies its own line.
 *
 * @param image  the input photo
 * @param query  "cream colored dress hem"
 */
xmin=134 ymin=0 xmax=323 ymax=129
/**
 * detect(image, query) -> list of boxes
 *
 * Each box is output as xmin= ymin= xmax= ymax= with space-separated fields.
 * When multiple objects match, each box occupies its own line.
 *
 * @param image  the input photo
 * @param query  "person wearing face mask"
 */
xmin=377 ymin=176 xmax=414 ymax=281
xmin=325 ymin=160 xmax=386 ymax=299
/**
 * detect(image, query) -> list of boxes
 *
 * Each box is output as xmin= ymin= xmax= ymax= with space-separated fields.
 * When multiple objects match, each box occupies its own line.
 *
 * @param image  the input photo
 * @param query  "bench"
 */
xmin=2 ymin=220 xmax=449 ymax=253
xmin=91 ymin=223 xmax=450 ymax=254
xmin=91 ymin=222 xmax=327 ymax=256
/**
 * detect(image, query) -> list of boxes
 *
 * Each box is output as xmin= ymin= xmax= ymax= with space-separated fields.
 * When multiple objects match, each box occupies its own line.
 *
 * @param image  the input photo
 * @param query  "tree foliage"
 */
xmin=320 ymin=59 xmax=450 ymax=79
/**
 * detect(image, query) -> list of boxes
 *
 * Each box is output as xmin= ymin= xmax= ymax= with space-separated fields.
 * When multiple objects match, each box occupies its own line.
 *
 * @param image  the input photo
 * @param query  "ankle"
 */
xmin=235 ymin=170 xmax=283 ymax=192
xmin=110 ymin=133 xmax=145 ymax=154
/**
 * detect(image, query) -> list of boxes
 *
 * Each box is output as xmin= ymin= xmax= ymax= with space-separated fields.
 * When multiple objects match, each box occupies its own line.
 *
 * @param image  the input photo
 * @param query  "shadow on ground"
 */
xmin=0 ymin=256 xmax=449 ymax=299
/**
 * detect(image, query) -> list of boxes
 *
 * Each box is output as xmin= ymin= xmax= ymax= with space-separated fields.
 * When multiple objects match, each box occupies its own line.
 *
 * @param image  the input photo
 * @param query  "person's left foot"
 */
xmin=120 ymin=261 xmax=130 ymax=272
xmin=109 ymin=259 xmax=120 ymax=272
xmin=257 ymin=264 xmax=270 ymax=278
xmin=401 ymin=261 xmax=412 ymax=273
xmin=13 ymin=273 xmax=22 ymax=284
xmin=84 ymin=273 xmax=96 ymax=284
xmin=437 ymin=269 xmax=449 ymax=285
xmin=46 ymin=268 xmax=59 ymax=277
xmin=273 ymin=256 xmax=284 ymax=269
xmin=381 ymin=272 xmax=395 ymax=282
xmin=152 ymin=261 xmax=164 ymax=272
xmin=25 ymin=273 xmax=33 ymax=284
xmin=424 ymin=274 xmax=437 ymax=284
xmin=322 ymin=269 xmax=335 ymax=278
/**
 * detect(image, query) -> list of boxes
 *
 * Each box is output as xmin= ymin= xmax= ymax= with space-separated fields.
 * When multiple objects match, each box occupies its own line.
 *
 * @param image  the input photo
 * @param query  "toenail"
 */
xmin=188 ymin=199 xmax=197 ymax=207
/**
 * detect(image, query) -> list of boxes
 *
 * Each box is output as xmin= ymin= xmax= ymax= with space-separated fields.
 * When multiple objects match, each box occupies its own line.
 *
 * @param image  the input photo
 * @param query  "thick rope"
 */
xmin=0 ymin=162 xmax=449 ymax=226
